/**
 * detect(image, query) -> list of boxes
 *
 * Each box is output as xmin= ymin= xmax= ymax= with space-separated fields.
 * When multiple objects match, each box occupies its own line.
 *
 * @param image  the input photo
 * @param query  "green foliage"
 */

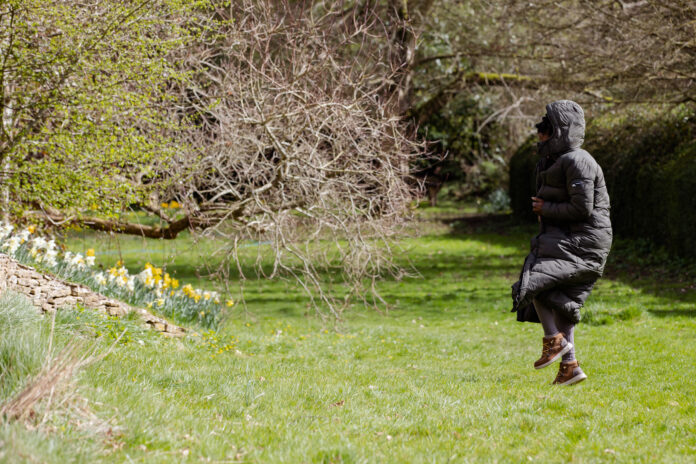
xmin=481 ymin=188 xmax=511 ymax=213
xmin=416 ymin=93 xmax=509 ymax=198
xmin=0 ymin=0 xmax=199 ymax=219
xmin=509 ymin=104 xmax=696 ymax=257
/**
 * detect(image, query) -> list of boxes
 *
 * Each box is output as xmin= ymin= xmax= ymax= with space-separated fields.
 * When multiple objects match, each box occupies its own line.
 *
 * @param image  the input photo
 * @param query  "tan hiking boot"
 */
xmin=534 ymin=333 xmax=572 ymax=369
xmin=553 ymin=360 xmax=587 ymax=386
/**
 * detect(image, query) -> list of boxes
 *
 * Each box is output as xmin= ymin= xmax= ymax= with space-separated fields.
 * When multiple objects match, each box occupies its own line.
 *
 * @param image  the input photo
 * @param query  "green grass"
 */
xmin=3 ymin=215 xmax=696 ymax=462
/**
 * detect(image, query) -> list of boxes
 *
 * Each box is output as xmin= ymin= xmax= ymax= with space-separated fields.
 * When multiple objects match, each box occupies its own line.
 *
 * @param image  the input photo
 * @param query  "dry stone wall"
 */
xmin=0 ymin=253 xmax=184 ymax=336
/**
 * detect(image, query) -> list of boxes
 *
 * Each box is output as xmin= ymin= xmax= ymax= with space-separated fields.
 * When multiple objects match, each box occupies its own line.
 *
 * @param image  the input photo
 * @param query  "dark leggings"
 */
xmin=533 ymin=297 xmax=576 ymax=362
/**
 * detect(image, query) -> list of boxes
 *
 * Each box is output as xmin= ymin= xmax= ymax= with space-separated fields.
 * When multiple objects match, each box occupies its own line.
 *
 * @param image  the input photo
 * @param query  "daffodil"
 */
xmin=0 ymin=223 xmax=14 ymax=241
xmin=95 ymin=272 xmax=108 ymax=286
xmin=1 ymin=236 xmax=21 ymax=254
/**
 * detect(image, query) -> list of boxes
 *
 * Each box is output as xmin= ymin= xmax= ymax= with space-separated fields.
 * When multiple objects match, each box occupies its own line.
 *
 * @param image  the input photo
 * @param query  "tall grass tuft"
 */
xmin=0 ymin=292 xmax=55 ymax=402
xmin=0 ymin=292 xmax=119 ymax=423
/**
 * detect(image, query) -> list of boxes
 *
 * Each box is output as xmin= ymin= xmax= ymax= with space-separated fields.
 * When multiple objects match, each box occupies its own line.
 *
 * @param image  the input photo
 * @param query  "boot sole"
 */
xmin=556 ymin=372 xmax=587 ymax=386
xmin=534 ymin=343 xmax=573 ymax=370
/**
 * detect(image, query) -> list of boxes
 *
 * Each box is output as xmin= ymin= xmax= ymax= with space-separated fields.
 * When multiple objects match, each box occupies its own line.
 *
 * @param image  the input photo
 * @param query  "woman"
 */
xmin=511 ymin=100 xmax=612 ymax=386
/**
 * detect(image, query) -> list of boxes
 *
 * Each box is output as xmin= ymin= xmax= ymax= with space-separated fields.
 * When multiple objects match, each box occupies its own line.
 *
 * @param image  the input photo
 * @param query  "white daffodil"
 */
xmin=17 ymin=230 xmax=30 ymax=244
xmin=138 ymin=267 xmax=154 ymax=287
xmin=2 ymin=236 xmax=21 ymax=254
xmin=44 ymin=249 xmax=58 ymax=267
xmin=0 ymin=223 xmax=13 ymax=241
xmin=95 ymin=272 xmax=107 ymax=286
xmin=31 ymin=236 xmax=47 ymax=250
xmin=69 ymin=253 xmax=86 ymax=269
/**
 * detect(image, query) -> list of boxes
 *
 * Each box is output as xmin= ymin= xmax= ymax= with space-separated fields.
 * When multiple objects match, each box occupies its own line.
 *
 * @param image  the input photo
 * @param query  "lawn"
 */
xmin=2 ymin=215 xmax=696 ymax=463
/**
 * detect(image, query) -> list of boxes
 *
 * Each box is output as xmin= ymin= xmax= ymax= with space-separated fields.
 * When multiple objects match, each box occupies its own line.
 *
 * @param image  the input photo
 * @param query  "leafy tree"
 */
xmin=0 ymin=0 xmax=190 ymax=222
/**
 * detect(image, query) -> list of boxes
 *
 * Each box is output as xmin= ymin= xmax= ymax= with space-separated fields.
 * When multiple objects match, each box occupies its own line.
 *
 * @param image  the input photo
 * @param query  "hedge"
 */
xmin=509 ymin=104 xmax=696 ymax=258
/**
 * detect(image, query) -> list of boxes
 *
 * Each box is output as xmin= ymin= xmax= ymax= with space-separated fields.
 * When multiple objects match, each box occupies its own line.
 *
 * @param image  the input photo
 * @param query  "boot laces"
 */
xmin=541 ymin=339 xmax=555 ymax=356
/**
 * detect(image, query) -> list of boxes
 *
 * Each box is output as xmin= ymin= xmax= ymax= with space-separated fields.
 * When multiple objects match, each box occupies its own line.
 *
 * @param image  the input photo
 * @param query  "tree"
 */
xmin=409 ymin=0 xmax=696 ymax=117
xmin=158 ymin=1 xmax=422 ymax=315
xmin=2 ymin=0 xmax=423 ymax=317
xmin=0 ymin=0 xmax=192 ymax=222
xmin=371 ymin=0 xmax=696 ymax=202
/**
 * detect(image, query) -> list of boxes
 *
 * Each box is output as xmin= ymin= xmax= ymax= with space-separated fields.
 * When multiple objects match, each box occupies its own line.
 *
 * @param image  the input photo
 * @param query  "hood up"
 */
xmin=538 ymin=100 xmax=585 ymax=157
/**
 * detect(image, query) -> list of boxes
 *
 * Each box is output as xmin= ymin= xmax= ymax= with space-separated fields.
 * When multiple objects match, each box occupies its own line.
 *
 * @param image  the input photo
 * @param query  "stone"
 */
xmin=52 ymin=296 xmax=78 ymax=308
xmin=151 ymin=322 xmax=166 ymax=331
xmin=165 ymin=324 xmax=186 ymax=335
xmin=17 ymin=278 xmax=38 ymax=287
xmin=107 ymin=306 xmax=126 ymax=317
xmin=49 ymin=287 xmax=72 ymax=298
xmin=83 ymin=294 xmax=101 ymax=305
xmin=71 ymin=285 xmax=90 ymax=297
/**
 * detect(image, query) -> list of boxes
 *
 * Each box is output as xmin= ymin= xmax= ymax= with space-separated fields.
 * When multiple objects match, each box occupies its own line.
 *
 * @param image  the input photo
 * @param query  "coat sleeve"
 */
xmin=541 ymin=157 xmax=595 ymax=221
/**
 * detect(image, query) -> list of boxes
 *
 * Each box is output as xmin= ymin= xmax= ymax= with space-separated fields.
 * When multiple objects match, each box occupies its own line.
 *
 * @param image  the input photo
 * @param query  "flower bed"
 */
xmin=0 ymin=223 xmax=232 ymax=327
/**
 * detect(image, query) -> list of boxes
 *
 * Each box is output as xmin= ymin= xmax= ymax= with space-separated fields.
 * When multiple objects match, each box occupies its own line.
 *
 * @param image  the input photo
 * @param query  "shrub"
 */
xmin=482 ymin=188 xmax=511 ymax=213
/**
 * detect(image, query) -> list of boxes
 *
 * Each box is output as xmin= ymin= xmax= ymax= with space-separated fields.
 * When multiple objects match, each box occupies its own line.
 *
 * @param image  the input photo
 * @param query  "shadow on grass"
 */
xmin=69 ymin=212 xmax=695 ymax=323
xmin=647 ymin=308 xmax=696 ymax=318
xmin=441 ymin=213 xmax=696 ymax=318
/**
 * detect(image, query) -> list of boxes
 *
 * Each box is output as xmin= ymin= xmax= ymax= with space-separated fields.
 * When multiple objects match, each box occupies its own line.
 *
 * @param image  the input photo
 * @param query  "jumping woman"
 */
xmin=511 ymin=100 xmax=612 ymax=385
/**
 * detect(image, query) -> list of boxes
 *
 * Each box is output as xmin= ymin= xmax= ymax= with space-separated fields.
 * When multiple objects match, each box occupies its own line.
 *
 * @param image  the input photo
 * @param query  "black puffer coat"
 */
xmin=511 ymin=100 xmax=612 ymax=323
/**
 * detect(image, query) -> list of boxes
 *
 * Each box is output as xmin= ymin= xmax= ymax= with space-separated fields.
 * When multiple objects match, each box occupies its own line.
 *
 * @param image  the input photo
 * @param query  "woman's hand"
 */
xmin=531 ymin=196 xmax=544 ymax=215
